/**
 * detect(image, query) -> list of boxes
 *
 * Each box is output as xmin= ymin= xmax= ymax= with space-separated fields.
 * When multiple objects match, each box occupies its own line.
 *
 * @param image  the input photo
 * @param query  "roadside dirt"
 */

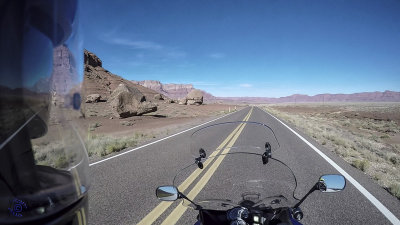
xmin=79 ymin=104 xmax=242 ymax=137
xmin=75 ymin=103 xmax=245 ymax=163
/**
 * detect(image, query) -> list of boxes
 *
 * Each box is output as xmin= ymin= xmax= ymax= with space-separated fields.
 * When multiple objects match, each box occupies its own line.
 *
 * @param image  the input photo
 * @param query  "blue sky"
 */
xmin=81 ymin=0 xmax=400 ymax=97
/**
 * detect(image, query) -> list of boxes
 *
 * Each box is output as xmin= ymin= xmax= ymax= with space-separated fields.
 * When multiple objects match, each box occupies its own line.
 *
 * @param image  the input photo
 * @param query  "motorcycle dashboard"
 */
xmin=198 ymin=205 xmax=290 ymax=225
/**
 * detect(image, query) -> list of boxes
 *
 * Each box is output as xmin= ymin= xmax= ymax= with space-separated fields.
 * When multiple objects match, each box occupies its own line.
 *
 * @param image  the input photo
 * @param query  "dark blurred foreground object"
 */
xmin=0 ymin=0 xmax=89 ymax=224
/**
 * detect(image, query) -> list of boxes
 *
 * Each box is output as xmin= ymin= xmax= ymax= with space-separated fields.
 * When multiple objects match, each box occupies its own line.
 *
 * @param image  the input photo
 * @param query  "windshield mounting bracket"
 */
xmin=195 ymin=148 xmax=207 ymax=169
xmin=262 ymin=142 xmax=272 ymax=164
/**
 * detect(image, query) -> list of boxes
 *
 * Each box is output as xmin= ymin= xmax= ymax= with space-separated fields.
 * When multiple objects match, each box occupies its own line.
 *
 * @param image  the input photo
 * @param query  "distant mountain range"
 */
xmin=131 ymin=80 xmax=216 ymax=101
xmin=215 ymin=91 xmax=400 ymax=103
xmin=132 ymin=80 xmax=400 ymax=103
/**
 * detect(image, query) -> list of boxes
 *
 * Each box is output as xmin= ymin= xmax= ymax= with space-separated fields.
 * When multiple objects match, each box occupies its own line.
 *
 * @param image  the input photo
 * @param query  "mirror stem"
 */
xmin=293 ymin=183 xmax=318 ymax=209
xmin=178 ymin=192 xmax=202 ymax=210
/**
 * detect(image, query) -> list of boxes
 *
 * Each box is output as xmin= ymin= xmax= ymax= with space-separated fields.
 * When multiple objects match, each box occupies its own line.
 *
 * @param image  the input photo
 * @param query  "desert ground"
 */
xmin=263 ymin=102 xmax=400 ymax=199
xmin=32 ymin=50 xmax=244 ymax=164
xmin=78 ymin=104 xmax=243 ymax=162
xmin=32 ymin=99 xmax=243 ymax=169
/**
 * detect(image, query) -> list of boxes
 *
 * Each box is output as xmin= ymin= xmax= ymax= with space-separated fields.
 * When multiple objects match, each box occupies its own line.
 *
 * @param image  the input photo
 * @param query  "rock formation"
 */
xmin=185 ymin=89 xmax=203 ymax=105
xmin=132 ymin=80 xmax=215 ymax=102
xmin=85 ymin=94 xmax=102 ymax=103
xmin=84 ymin=50 xmax=102 ymax=67
xmin=110 ymin=84 xmax=157 ymax=118
xmin=82 ymin=51 xmax=400 ymax=111
xmin=178 ymin=98 xmax=187 ymax=105
xmin=82 ymin=50 xmax=159 ymax=117
xmin=154 ymin=93 xmax=164 ymax=100
xmin=132 ymin=80 xmax=400 ymax=104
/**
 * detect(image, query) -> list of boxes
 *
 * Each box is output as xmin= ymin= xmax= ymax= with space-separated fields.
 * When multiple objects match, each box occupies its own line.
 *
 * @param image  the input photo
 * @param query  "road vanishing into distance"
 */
xmin=88 ymin=107 xmax=400 ymax=225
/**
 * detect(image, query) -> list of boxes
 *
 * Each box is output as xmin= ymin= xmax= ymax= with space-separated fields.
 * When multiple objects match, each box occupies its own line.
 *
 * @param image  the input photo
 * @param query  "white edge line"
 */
xmin=89 ymin=108 xmax=246 ymax=167
xmin=260 ymin=107 xmax=400 ymax=225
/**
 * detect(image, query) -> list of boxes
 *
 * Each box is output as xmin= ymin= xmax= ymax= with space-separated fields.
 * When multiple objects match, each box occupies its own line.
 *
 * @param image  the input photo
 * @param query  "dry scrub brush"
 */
xmin=264 ymin=105 xmax=400 ymax=199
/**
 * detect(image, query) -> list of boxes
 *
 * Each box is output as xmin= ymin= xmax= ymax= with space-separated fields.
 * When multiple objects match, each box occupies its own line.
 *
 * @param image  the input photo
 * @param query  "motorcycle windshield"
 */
xmin=173 ymin=121 xmax=297 ymax=210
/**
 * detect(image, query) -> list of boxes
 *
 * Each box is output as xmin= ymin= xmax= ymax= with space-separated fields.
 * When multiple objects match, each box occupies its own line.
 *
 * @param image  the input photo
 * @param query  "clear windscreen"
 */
xmin=173 ymin=121 xmax=297 ymax=210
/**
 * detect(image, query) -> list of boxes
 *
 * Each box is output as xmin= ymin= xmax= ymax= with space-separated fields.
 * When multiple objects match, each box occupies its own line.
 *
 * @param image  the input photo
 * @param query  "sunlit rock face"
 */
xmin=132 ymin=80 xmax=215 ymax=102
xmin=81 ymin=50 xmax=159 ymax=118
xmin=84 ymin=50 xmax=102 ymax=68
xmin=186 ymin=89 xmax=203 ymax=105
xmin=110 ymin=83 xmax=157 ymax=118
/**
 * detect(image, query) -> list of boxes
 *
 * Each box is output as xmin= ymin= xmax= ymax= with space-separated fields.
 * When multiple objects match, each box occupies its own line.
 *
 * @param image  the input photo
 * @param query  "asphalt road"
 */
xmin=88 ymin=107 xmax=400 ymax=225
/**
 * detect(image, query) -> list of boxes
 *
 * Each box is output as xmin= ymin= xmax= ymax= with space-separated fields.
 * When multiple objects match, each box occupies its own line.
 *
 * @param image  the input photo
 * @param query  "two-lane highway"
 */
xmin=88 ymin=107 xmax=400 ymax=225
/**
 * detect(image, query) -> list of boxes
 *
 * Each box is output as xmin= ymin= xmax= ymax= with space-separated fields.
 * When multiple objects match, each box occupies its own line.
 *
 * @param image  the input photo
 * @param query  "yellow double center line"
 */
xmin=75 ymin=207 xmax=87 ymax=225
xmin=137 ymin=107 xmax=253 ymax=225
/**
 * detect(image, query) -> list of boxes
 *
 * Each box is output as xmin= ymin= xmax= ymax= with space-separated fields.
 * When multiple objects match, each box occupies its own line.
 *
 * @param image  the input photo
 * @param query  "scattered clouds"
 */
xmin=126 ymin=61 xmax=156 ymax=67
xmin=191 ymin=81 xmax=218 ymax=86
xmin=99 ymin=33 xmax=187 ymax=60
xmin=164 ymin=81 xmax=217 ymax=86
xmin=208 ymin=53 xmax=225 ymax=59
xmin=109 ymin=38 xmax=163 ymax=50
xmin=165 ymin=50 xmax=187 ymax=59
xmin=102 ymin=26 xmax=120 ymax=38
xmin=128 ymin=62 xmax=144 ymax=67
xmin=239 ymin=83 xmax=253 ymax=88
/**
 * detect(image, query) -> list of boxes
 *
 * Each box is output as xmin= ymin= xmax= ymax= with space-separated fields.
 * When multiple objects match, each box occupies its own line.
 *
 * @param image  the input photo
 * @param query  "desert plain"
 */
xmin=263 ymin=102 xmax=400 ymax=198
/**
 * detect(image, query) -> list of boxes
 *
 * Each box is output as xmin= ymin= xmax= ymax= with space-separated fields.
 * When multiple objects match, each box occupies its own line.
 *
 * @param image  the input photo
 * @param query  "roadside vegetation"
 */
xmin=218 ymin=106 xmax=239 ymax=115
xmin=33 ymin=142 xmax=76 ymax=169
xmin=32 ymin=123 xmax=159 ymax=167
xmin=263 ymin=103 xmax=400 ymax=199
xmin=85 ymin=131 xmax=151 ymax=157
xmin=32 ymin=127 xmax=79 ymax=169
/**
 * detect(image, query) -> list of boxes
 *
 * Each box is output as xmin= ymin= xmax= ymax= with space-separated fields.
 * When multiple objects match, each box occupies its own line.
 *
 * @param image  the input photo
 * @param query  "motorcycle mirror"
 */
xmin=293 ymin=174 xmax=346 ymax=209
xmin=156 ymin=186 xmax=179 ymax=201
xmin=318 ymin=174 xmax=346 ymax=193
